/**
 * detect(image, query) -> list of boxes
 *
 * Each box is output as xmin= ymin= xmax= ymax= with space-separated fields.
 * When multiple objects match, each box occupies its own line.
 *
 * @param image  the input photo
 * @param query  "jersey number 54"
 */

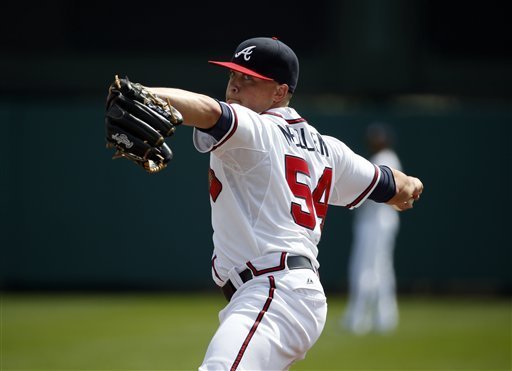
xmin=285 ymin=155 xmax=333 ymax=231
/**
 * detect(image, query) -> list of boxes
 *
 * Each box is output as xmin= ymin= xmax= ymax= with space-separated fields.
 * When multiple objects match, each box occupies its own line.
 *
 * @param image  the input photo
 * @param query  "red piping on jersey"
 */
xmin=261 ymin=110 xmax=307 ymax=124
xmin=346 ymin=165 xmax=380 ymax=209
xmin=286 ymin=117 xmax=307 ymax=124
xmin=231 ymin=275 xmax=276 ymax=371
xmin=246 ymin=252 xmax=287 ymax=276
xmin=211 ymin=104 xmax=238 ymax=151
xmin=261 ymin=110 xmax=283 ymax=118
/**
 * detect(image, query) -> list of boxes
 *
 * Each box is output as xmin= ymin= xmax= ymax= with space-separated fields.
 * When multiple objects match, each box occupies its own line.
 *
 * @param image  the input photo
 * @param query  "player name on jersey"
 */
xmin=278 ymin=124 xmax=329 ymax=157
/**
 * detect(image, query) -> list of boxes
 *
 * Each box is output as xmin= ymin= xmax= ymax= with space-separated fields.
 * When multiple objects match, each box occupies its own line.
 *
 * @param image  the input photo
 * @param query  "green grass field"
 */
xmin=1 ymin=293 xmax=510 ymax=370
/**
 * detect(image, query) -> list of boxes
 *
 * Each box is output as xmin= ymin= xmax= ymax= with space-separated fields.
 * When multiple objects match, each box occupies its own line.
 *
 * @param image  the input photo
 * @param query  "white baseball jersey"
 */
xmin=193 ymin=103 xmax=381 ymax=287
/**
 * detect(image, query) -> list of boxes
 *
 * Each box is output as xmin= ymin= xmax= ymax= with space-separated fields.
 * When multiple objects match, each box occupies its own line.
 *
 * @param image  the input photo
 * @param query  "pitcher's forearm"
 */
xmin=148 ymin=88 xmax=221 ymax=129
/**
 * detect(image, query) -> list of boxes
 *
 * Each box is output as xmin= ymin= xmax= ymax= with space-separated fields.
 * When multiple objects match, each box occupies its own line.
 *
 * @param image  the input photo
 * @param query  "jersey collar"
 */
xmin=261 ymin=107 xmax=306 ymax=124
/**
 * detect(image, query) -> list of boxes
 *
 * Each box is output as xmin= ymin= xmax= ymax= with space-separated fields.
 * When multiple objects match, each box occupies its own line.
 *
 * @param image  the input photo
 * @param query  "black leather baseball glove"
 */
xmin=105 ymin=75 xmax=183 ymax=173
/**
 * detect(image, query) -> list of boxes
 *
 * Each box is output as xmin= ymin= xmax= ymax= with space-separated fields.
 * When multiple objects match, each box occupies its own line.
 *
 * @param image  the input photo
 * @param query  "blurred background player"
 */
xmin=341 ymin=122 xmax=403 ymax=335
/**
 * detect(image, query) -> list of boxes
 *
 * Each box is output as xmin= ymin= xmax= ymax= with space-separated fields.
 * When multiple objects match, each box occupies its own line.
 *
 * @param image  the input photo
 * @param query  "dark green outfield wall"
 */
xmin=1 ymin=99 xmax=509 ymax=293
xmin=1 ymin=0 xmax=510 ymax=293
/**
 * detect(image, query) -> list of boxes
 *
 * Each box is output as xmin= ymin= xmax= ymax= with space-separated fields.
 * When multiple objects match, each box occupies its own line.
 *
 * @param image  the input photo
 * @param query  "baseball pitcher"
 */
xmin=104 ymin=36 xmax=423 ymax=370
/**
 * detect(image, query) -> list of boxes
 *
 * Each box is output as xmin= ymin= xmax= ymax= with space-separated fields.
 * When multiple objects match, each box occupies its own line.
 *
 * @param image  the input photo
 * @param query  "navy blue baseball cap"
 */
xmin=209 ymin=37 xmax=299 ymax=93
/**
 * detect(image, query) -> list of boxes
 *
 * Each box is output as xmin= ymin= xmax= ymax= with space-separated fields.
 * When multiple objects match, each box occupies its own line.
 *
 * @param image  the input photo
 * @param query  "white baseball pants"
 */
xmin=199 ymin=268 xmax=327 ymax=370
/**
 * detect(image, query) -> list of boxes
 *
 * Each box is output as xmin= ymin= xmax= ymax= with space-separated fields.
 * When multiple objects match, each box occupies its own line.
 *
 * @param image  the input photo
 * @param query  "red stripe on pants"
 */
xmin=230 ymin=276 xmax=276 ymax=371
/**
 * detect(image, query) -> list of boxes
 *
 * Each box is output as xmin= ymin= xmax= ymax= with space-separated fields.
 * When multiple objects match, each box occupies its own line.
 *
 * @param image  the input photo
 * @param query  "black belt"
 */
xmin=221 ymin=255 xmax=314 ymax=302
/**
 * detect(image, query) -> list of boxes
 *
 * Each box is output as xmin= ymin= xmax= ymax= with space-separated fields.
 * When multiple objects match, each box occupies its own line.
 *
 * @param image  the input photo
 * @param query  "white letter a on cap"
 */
xmin=235 ymin=46 xmax=256 ymax=61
